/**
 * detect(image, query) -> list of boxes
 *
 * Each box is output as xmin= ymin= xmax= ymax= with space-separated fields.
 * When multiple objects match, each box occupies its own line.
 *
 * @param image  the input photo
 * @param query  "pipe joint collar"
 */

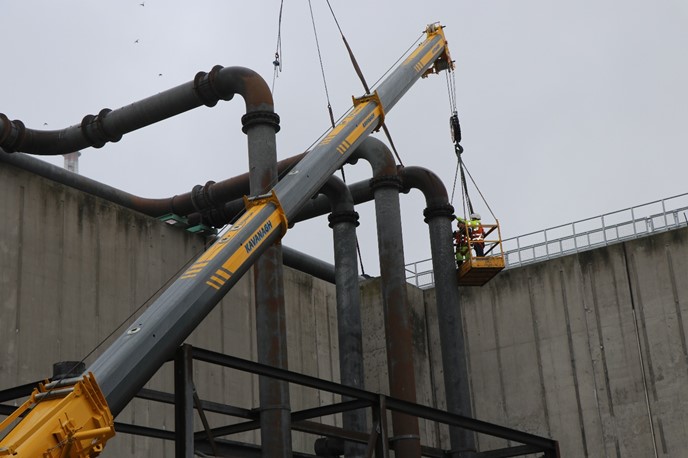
xmin=81 ymin=109 xmax=122 ymax=148
xmin=241 ymin=111 xmax=281 ymax=134
xmin=0 ymin=113 xmax=25 ymax=153
xmin=369 ymin=174 xmax=402 ymax=190
xmin=194 ymin=65 xmax=232 ymax=107
xmin=423 ymin=203 xmax=455 ymax=223
xmin=191 ymin=181 xmax=218 ymax=212
xmin=201 ymin=206 xmax=231 ymax=228
xmin=328 ymin=210 xmax=359 ymax=228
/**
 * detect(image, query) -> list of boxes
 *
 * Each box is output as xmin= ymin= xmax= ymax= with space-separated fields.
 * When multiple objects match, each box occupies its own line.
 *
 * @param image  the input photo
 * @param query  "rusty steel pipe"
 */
xmin=0 ymin=148 xmax=338 ymax=285
xmin=0 ymin=66 xmax=277 ymax=155
xmin=239 ymin=77 xmax=293 ymax=456
xmin=319 ymin=176 xmax=367 ymax=457
xmin=399 ymin=166 xmax=476 ymax=457
xmin=347 ymin=137 xmax=422 ymax=457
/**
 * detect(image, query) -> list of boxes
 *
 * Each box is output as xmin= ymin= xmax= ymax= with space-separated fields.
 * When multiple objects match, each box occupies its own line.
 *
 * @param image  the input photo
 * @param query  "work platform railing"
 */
xmin=407 ymin=192 xmax=688 ymax=289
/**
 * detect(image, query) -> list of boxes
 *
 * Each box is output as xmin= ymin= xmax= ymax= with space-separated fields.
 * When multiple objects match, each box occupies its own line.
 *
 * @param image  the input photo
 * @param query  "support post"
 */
xmin=175 ymin=344 xmax=194 ymax=458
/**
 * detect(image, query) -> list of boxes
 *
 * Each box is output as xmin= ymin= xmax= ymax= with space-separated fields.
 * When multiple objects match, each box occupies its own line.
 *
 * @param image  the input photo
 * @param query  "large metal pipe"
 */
xmin=281 ymin=246 xmax=335 ymax=284
xmin=245 ymin=105 xmax=292 ymax=455
xmin=0 ymin=66 xmax=276 ymax=155
xmin=4 ymin=26 xmax=453 ymax=453
xmin=77 ymin=65 xmax=291 ymax=418
xmin=318 ymin=176 xmax=367 ymax=457
xmin=349 ymin=137 xmax=421 ymax=457
xmin=399 ymin=166 xmax=476 ymax=457
xmin=81 ymin=22 xmax=450 ymax=431
xmin=0 ymin=149 xmax=339 ymax=284
xmin=0 ymin=145 xmax=305 ymax=225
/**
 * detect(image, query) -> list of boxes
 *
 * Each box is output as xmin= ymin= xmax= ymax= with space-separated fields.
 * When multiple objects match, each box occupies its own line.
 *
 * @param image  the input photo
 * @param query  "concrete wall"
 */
xmin=445 ymin=227 xmax=688 ymax=457
xmin=3 ymin=158 xmax=688 ymax=457
xmin=0 ymin=161 xmax=341 ymax=456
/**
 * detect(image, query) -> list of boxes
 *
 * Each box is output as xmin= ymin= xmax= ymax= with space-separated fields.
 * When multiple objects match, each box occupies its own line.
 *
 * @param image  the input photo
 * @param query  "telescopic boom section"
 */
xmin=0 ymin=23 xmax=453 ymax=457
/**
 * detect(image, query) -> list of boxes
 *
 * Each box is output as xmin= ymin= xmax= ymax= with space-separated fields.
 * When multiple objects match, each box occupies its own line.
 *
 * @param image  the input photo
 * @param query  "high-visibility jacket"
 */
xmin=470 ymin=219 xmax=484 ymax=244
xmin=458 ymin=217 xmax=484 ymax=245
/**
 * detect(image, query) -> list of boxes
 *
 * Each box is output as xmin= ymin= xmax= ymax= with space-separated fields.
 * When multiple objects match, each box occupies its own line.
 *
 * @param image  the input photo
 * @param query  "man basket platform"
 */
xmin=456 ymin=219 xmax=505 ymax=286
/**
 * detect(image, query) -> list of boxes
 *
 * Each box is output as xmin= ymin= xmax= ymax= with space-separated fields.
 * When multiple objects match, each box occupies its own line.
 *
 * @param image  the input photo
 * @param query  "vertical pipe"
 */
xmin=373 ymin=178 xmax=422 ymax=457
xmin=348 ymin=137 xmax=421 ymax=456
xmin=321 ymin=176 xmax=367 ymax=456
xmin=244 ymin=115 xmax=292 ymax=456
xmin=399 ymin=166 xmax=476 ymax=457
xmin=175 ymin=344 xmax=194 ymax=458
xmin=426 ymin=216 xmax=476 ymax=457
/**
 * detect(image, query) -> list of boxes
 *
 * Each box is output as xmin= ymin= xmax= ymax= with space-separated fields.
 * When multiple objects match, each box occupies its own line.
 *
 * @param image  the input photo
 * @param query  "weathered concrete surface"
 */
xmin=360 ymin=278 xmax=444 ymax=449
xmin=0 ymin=161 xmax=339 ymax=456
xmin=3 ymin=158 xmax=688 ymax=457
xmin=453 ymin=227 xmax=688 ymax=457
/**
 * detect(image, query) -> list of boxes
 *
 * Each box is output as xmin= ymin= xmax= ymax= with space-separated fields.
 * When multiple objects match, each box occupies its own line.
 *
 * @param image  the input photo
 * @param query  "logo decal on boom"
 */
xmin=244 ymin=220 xmax=273 ymax=254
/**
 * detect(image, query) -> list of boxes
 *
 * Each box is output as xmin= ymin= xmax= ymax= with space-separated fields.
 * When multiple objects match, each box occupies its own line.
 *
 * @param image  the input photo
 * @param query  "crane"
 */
xmin=0 ymin=23 xmax=453 ymax=457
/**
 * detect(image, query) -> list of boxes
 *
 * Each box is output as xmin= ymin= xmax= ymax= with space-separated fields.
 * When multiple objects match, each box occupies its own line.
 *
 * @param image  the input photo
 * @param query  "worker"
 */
xmin=453 ymin=219 xmax=470 ymax=266
xmin=469 ymin=213 xmax=485 ymax=257
xmin=457 ymin=213 xmax=485 ymax=257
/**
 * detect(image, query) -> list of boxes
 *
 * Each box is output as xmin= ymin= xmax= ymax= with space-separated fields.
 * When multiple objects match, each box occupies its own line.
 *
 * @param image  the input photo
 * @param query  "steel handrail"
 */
xmin=407 ymin=192 xmax=688 ymax=288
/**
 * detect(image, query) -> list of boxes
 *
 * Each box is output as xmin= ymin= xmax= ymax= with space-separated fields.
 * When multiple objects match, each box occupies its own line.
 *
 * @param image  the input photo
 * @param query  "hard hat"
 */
xmin=470 ymin=213 xmax=481 ymax=220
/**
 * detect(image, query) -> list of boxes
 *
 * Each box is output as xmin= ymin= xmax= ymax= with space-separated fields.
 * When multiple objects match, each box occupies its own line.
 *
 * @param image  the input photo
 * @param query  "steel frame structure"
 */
xmin=1 ymin=344 xmax=559 ymax=458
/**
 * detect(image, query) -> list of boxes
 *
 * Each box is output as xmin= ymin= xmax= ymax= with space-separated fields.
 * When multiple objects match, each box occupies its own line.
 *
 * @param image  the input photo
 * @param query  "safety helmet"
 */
xmin=470 ymin=213 xmax=481 ymax=220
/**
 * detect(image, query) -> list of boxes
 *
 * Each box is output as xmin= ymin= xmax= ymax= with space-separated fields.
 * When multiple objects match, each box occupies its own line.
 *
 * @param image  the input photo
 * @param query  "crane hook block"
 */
xmin=450 ymin=112 xmax=462 ymax=144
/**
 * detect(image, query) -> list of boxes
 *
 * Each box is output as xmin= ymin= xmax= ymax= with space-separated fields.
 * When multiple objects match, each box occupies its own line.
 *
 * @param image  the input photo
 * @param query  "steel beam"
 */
xmin=175 ymin=344 xmax=194 ymax=457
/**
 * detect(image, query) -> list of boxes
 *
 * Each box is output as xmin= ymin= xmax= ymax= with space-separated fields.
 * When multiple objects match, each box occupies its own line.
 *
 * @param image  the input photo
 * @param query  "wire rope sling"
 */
xmin=447 ymin=73 xmax=505 ymax=286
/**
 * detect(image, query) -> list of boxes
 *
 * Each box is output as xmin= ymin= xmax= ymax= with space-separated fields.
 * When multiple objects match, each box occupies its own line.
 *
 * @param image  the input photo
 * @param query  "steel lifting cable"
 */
xmin=459 ymin=157 xmax=474 ymax=216
xmin=445 ymin=68 xmax=494 ymax=221
xmin=446 ymin=66 xmax=471 ymax=218
xmin=306 ymin=0 xmax=345 ymax=181
xmin=271 ymin=0 xmax=285 ymax=94
xmin=307 ymin=0 xmax=337 ymax=129
xmin=324 ymin=0 xmax=405 ymax=167
xmin=461 ymin=159 xmax=498 ymax=221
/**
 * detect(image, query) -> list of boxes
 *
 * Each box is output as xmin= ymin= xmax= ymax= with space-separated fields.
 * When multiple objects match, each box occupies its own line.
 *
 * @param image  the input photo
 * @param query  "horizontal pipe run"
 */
xmin=0 ymin=66 xmax=275 ymax=155
xmin=0 ymin=147 xmax=306 ymax=220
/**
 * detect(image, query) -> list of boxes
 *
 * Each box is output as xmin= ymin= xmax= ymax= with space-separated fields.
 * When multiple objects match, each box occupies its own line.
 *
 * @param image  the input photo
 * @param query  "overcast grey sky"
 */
xmin=2 ymin=0 xmax=687 ymax=275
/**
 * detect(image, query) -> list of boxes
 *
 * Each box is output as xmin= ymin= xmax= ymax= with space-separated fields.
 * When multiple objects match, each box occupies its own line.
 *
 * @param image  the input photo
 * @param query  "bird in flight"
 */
xmin=134 ymin=39 xmax=139 ymax=43
xmin=140 ymin=2 xmax=145 ymax=6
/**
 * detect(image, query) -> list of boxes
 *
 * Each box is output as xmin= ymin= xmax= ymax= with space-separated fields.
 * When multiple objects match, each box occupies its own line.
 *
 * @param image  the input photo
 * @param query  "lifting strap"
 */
xmin=324 ymin=0 xmax=404 ymax=166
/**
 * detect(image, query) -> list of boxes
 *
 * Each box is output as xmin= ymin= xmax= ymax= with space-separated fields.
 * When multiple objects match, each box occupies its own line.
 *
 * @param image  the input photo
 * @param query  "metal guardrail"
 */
xmin=406 ymin=192 xmax=688 ymax=289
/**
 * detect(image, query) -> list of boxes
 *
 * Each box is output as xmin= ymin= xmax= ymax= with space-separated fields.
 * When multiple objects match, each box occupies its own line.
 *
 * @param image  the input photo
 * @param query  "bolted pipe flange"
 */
xmin=0 ymin=114 xmax=25 ymax=153
xmin=369 ymin=174 xmax=402 ymax=191
xmin=0 ymin=113 xmax=12 ymax=148
xmin=81 ymin=109 xmax=122 ymax=148
xmin=190 ymin=181 xmax=217 ymax=213
xmin=194 ymin=65 xmax=232 ymax=107
xmin=423 ymin=203 xmax=455 ymax=223
xmin=241 ymin=110 xmax=280 ymax=134
xmin=202 ymin=205 xmax=232 ymax=228
xmin=327 ymin=210 xmax=359 ymax=228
